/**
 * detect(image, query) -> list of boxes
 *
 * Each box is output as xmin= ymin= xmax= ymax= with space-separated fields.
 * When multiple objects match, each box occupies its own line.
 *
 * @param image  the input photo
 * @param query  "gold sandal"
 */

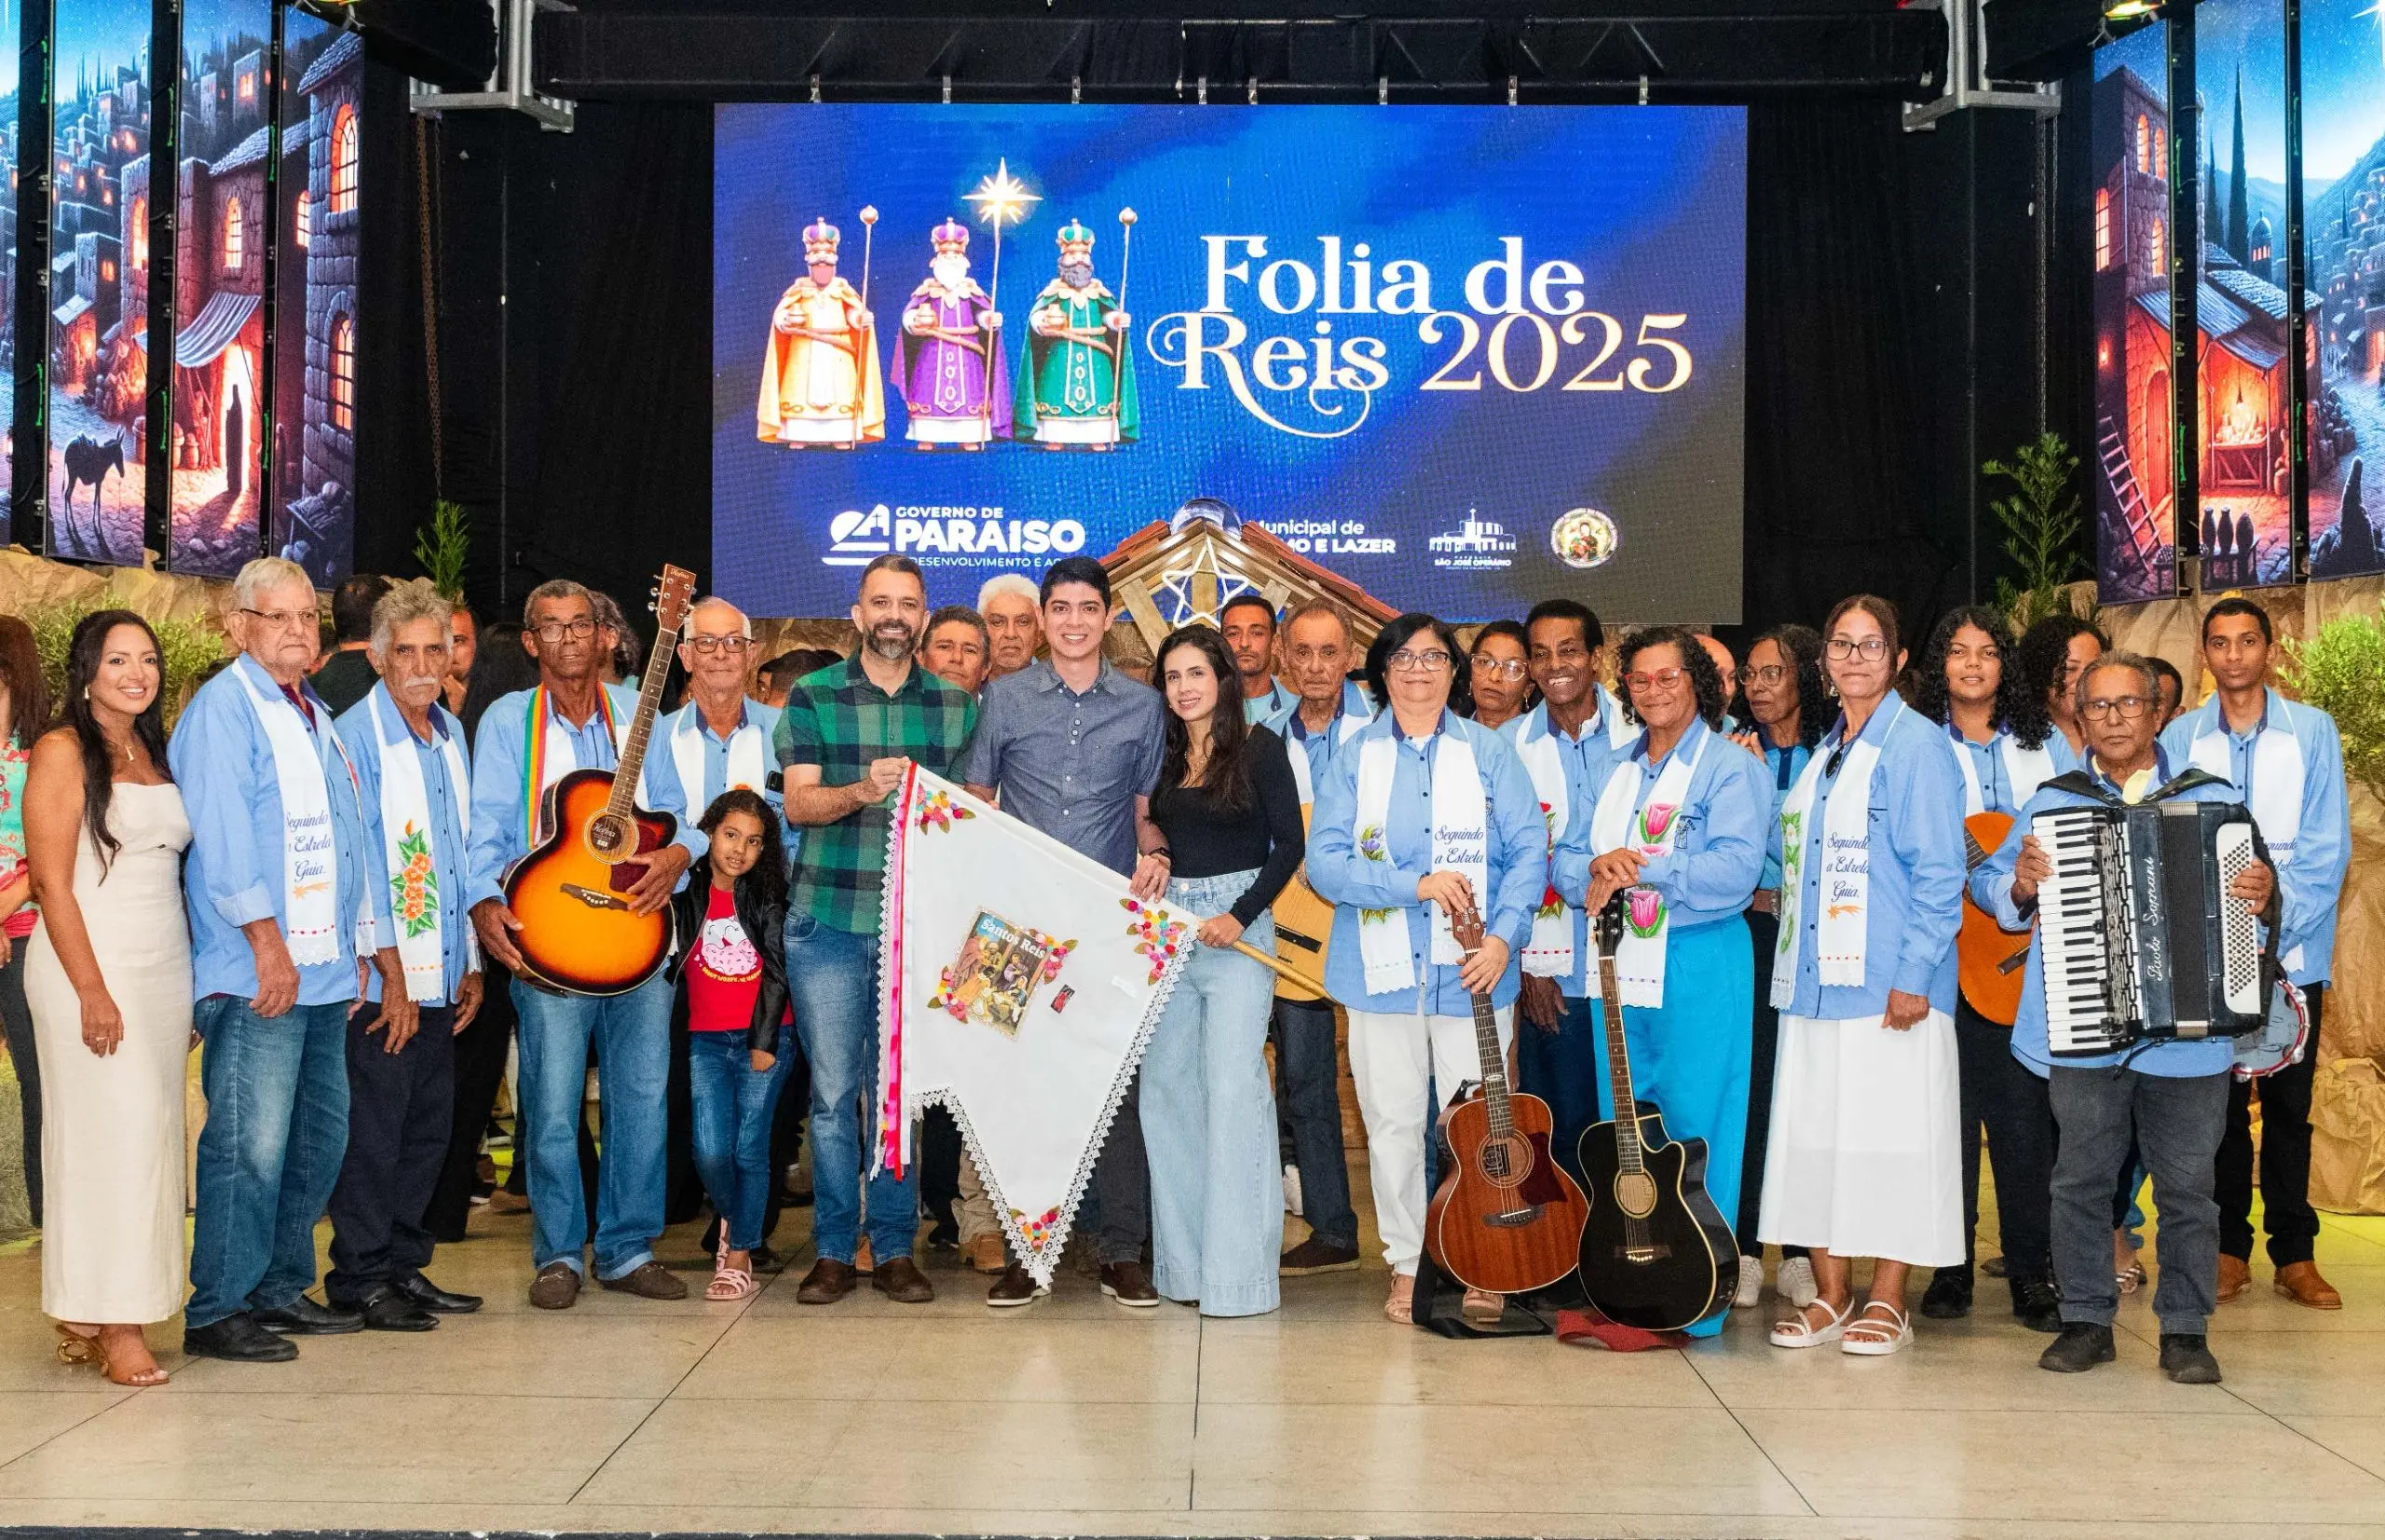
xmin=53 ymin=1324 xmax=99 ymax=1367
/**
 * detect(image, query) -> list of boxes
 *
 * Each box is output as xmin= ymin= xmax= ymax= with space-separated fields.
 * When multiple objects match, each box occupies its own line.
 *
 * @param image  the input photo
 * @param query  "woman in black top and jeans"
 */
xmin=1131 ymin=624 xmax=1305 ymax=1315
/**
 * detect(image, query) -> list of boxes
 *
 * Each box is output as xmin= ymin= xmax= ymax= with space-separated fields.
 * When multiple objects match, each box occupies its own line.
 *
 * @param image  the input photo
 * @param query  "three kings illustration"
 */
xmin=758 ymin=207 xmax=1139 ymax=451
xmin=756 ymin=216 xmax=886 ymax=447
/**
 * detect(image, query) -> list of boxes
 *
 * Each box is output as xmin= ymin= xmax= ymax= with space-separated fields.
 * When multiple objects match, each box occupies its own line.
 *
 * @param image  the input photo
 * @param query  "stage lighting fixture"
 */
xmin=2103 ymin=0 xmax=2165 ymax=19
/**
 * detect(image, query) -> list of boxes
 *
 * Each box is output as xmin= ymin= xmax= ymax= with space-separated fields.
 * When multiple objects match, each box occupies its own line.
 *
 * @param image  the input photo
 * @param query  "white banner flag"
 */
xmin=877 ymin=765 xmax=1192 ymax=1286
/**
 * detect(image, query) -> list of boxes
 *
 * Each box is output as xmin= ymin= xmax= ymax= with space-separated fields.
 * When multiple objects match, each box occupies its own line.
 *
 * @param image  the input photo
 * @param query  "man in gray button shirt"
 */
xmin=965 ymin=554 xmax=1168 ymax=1309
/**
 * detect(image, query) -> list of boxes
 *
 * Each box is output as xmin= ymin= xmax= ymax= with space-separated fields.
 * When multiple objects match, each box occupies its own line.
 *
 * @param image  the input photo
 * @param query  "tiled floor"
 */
xmin=0 ymin=1204 xmax=2382 ymax=1537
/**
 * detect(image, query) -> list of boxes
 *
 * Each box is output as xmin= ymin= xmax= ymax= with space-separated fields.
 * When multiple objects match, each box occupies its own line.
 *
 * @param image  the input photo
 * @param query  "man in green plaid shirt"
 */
xmin=776 ymin=554 xmax=976 ymax=1307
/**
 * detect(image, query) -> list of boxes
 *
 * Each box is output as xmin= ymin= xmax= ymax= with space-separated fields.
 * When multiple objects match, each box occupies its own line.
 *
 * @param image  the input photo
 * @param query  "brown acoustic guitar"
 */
xmin=1958 ymin=811 xmax=2029 ymax=1025
xmin=502 ymin=566 xmax=695 ymax=996
xmin=1424 ymin=902 xmax=1592 ymax=1297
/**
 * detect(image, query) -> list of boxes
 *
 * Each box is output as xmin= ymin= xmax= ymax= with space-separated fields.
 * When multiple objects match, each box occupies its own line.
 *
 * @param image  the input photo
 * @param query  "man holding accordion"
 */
xmin=1970 ymin=651 xmax=2276 ymax=1386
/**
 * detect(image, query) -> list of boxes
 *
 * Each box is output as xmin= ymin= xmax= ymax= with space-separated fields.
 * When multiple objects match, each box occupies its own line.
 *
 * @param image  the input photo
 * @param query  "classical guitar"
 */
xmin=1574 ymin=892 xmax=1738 ymax=1333
xmin=1958 ymin=811 xmax=2029 ymax=1025
xmin=502 ymin=566 xmax=695 ymax=996
xmin=1268 ymin=801 xmax=1336 ymax=1003
xmin=1423 ymin=902 xmax=1591 ymax=1297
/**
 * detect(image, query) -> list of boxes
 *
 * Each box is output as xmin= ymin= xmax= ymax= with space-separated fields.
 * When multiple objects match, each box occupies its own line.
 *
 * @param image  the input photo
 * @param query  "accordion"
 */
xmin=2032 ymin=800 xmax=2265 ymax=1056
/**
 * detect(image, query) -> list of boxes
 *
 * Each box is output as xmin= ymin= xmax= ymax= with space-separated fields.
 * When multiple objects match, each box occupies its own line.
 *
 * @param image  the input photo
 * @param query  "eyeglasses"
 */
xmin=1747 ymin=664 xmax=1790 ymax=686
xmin=239 ymin=606 xmax=313 ymax=630
xmin=534 ymin=619 xmax=599 ymax=643
xmin=1387 ymin=648 xmax=1452 ymax=674
xmin=686 ymin=635 xmax=751 ymax=656
xmin=1625 ymin=667 xmax=1686 ymax=693
xmin=1826 ymin=635 xmax=1889 ymax=661
xmin=2082 ymin=695 xmax=2151 ymax=721
xmin=1471 ymin=656 xmax=1528 ymax=681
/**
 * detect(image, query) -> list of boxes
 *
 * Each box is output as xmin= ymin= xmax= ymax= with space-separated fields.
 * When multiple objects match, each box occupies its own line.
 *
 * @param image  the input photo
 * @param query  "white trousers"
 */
xmin=1346 ymin=1004 xmax=1514 ymax=1274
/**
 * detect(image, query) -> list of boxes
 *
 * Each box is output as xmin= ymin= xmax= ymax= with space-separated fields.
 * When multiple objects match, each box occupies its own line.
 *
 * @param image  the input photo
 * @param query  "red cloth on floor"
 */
xmin=1555 ymin=1304 xmax=1688 ymax=1352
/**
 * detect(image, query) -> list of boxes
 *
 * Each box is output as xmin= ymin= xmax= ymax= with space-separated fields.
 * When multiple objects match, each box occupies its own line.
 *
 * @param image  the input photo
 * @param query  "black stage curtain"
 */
xmin=367 ymin=85 xmax=2074 ymax=643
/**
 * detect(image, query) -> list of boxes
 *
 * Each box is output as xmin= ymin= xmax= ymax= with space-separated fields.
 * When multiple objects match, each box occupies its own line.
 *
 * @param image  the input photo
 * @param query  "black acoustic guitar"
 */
xmin=1573 ymin=892 xmax=1738 ymax=1333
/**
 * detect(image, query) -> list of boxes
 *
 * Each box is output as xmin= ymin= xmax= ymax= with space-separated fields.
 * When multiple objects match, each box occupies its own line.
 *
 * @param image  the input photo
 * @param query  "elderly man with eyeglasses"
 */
xmin=1973 ymin=651 xmax=2278 ymax=1385
xmin=465 ymin=579 xmax=704 ymax=1310
xmin=171 ymin=557 xmax=411 ymax=1362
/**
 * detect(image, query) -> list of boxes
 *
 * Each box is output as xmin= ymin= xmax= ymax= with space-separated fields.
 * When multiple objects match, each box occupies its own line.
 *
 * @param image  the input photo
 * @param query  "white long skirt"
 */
xmin=1756 ymin=1008 xmax=1963 ymax=1267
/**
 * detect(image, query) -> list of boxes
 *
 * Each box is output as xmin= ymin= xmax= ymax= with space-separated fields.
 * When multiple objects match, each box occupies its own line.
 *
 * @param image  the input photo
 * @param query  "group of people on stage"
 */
xmin=0 ymin=544 xmax=2351 ymax=1389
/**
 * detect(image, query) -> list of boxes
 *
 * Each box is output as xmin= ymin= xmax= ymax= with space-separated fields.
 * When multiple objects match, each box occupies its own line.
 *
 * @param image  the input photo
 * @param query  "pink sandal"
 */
xmin=706 ymin=1231 xmax=757 ymax=1302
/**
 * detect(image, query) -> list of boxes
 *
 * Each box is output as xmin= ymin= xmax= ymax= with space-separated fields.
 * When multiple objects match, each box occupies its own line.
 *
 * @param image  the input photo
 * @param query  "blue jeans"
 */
xmin=1139 ymin=871 xmax=1282 ymax=1316
xmin=188 ymin=996 xmax=353 ymax=1329
xmin=512 ymin=971 xmax=673 ymax=1280
xmin=1271 ymin=996 xmax=1357 ymax=1250
xmin=689 ymin=1025 xmax=794 ymax=1252
xmin=1515 ymin=988 xmax=1603 ymax=1188
xmin=784 ymin=918 xmax=917 ymax=1265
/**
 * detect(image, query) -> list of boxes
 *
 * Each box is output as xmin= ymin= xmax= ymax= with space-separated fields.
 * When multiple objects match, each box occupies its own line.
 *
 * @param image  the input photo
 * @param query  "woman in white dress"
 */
xmin=1756 ymin=595 xmax=1968 ymax=1356
xmin=24 ymin=611 xmax=191 ymax=1386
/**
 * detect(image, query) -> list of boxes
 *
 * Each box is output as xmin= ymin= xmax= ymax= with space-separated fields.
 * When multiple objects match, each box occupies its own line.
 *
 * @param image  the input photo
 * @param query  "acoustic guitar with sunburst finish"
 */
xmin=501 ymin=566 xmax=695 ymax=996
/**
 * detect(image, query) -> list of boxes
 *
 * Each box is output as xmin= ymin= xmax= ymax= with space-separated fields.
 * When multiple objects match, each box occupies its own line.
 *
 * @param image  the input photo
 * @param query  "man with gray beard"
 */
xmin=1015 ymin=219 xmax=1139 ymax=448
xmin=893 ymin=219 xmax=1013 ymax=446
xmin=775 ymin=554 xmax=978 ymax=1305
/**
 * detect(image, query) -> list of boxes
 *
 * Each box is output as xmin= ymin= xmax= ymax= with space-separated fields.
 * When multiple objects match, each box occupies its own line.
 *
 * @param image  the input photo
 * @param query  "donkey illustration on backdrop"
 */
xmin=59 ymin=434 xmax=126 ymax=522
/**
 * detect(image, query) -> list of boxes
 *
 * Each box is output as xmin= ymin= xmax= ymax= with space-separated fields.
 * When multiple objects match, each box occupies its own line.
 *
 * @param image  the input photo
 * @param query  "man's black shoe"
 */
xmin=2037 ymin=1321 xmax=2116 ymax=1373
xmin=1918 ymin=1267 xmax=1973 ymax=1320
xmin=2160 ymin=1333 xmax=2223 ymax=1383
xmin=2011 ymin=1277 xmax=2065 ymax=1334
xmin=392 ymin=1274 xmax=484 ymax=1314
xmin=356 ymin=1288 xmax=439 ymax=1332
xmin=253 ymin=1296 xmax=366 ymax=1335
xmin=184 ymin=1313 xmax=299 ymax=1362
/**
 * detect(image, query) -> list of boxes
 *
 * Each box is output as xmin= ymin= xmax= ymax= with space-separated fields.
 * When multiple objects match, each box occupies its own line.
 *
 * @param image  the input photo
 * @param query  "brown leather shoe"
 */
xmin=797 ymin=1258 xmax=858 ymax=1304
xmin=986 ymin=1263 xmax=1046 ymax=1308
xmin=1100 ymin=1260 xmax=1160 ymax=1307
xmin=963 ymin=1235 xmax=1007 ymax=1274
xmin=873 ymin=1255 xmax=935 ymax=1303
xmin=2274 ymin=1261 xmax=2343 ymax=1310
xmin=1280 ymin=1236 xmax=1361 ymax=1276
xmin=2216 ymin=1253 xmax=2252 ymax=1302
xmin=528 ymin=1261 xmax=580 ymax=1310
xmin=598 ymin=1261 xmax=689 ymax=1301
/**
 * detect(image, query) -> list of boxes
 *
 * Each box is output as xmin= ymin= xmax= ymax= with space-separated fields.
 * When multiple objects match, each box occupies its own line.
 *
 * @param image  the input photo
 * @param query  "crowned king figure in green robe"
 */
xmin=1014 ymin=218 xmax=1140 ymax=448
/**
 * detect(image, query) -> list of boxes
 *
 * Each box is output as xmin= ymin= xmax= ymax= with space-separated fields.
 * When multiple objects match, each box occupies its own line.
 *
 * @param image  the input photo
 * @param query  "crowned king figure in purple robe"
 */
xmin=890 ymin=218 xmax=1013 ymax=447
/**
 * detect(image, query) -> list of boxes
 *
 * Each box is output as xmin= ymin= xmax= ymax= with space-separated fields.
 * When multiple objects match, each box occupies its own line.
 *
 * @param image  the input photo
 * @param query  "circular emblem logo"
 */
xmin=1550 ymin=507 xmax=1620 ymax=570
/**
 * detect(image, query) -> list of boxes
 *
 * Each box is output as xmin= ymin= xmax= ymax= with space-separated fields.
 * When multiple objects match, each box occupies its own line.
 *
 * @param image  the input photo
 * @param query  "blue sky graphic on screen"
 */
xmin=2304 ymin=0 xmax=2385 ymax=576
xmin=714 ymin=105 xmax=1746 ymax=620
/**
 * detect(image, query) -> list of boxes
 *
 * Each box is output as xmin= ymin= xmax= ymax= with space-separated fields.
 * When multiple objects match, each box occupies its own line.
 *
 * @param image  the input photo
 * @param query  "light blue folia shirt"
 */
xmin=645 ymin=698 xmax=784 ymax=822
xmin=1243 ymin=678 xmax=1297 ymax=726
xmin=465 ymin=683 xmax=706 ymax=913
xmin=1944 ymin=721 xmax=2079 ymax=818
xmin=170 ymin=652 xmax=390 ymax=1005
xmin=2159 ymin=687 xmax=2350 ymax=987
xmin=1554 ymin=715 xmax=1770 ymax=942
xmin=1774 ymin=694 xmax=1967 ymax=1018
xmin=1973 ymin=750 xmax=2240 ymax=1078
xmin=1501 ymin=701 xmax=1623 ymax=997
xmin=1305 ymin=709 xmax=1548 ymax=1015
xmin=339 ymin=686 xmax=477 ymax=1008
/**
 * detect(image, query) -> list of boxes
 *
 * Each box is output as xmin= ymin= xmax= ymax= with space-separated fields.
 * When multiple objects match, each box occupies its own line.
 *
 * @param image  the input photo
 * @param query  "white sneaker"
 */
xmin=1282 ymin=1164 xmax=1304 ymax=1217
xmin=1734 ymin=1254 xmax=1764 ymax=1308
xmin=1777 ymin=1256 xmax=1819 ymax=1308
